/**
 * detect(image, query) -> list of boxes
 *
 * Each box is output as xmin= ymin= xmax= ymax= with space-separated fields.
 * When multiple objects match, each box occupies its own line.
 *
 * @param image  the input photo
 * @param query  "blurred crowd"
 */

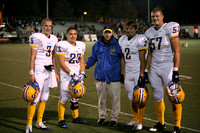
xmin=1 ymin=16 xmax=191 ymax=42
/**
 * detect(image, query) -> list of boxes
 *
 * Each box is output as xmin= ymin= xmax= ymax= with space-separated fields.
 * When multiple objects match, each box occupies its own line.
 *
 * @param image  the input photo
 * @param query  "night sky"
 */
xmin=0 ymin=0 xmax=199 ymax=25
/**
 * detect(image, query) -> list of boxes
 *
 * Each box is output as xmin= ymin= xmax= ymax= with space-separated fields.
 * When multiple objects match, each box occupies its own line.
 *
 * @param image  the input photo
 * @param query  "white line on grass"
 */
xmin=0 ymin=81 xmax=200 ymax=132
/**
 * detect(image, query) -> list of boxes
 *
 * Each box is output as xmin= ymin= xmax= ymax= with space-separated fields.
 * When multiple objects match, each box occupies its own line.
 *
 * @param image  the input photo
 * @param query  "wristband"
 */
xmin=145 ymin=69 xmax=149 ymax=73
xmin=81 ymin=71 xmax=85 ymax=75
xmin=173 ymin=67 xmax=179 ymax=71
xmin=69 ymin=71 xmax=74 ymax=77
xmin=30 ymin=69 xmax=34 ymax=75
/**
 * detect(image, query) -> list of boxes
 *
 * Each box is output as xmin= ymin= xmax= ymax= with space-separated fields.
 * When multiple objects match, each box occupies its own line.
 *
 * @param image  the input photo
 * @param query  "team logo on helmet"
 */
xmin=22 ymin=81 xmax=39 ymax=102
xmin=133 ymin=85 xmax=148 ymax=106
xmin=166 ymin=81 xmax=185 ymax=104
xmin=69 ymin=80 xmax=86 ymax=98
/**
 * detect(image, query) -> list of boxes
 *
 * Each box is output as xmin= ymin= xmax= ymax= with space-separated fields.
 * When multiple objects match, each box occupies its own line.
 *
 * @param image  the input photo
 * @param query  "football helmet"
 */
xmin=69 ymin=80 xmax=86 ymax=98
xmin=22 ymin=81 xmax=39 ymax=102
xmin=133 ymin=85 xmax=148 ymax=106
xmin=166 ymin=81 xmax=185 ymax=104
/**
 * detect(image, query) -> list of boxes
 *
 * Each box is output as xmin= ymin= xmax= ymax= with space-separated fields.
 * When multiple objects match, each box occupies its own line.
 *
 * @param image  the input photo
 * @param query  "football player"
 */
xmin=145 ymin=7 xmax=182 ymax=133
xmin=119 ymin=21 xmax=148 ymax=131
xmin=26 ymin=18 xmax=59 ymax=133
xmin=56 ymin=27 xmax=86 ymax=129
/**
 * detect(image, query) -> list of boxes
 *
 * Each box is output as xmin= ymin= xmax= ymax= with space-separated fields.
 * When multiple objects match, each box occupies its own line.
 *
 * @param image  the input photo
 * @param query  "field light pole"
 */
xmin=148 ymin=0 xmax=150 ymax=23
xmin=81 ymin=11 xmax=87 ymax=23
xmin=46 ymin=0 xmax=49 ymax=18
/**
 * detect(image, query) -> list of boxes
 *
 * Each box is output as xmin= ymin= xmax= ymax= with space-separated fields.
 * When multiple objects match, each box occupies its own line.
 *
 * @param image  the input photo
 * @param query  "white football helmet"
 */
xmin=22 ymin=81 xmax=39 ymax=102
xmin=133 ymin=85 xmax=148 ymax=106
xmin=166 ymin=81 xmax=185 ymax=104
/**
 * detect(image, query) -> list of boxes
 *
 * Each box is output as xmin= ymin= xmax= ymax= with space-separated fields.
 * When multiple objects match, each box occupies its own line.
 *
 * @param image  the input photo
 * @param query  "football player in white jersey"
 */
xmin=145 ymin=7 xmax=182 ymax=133
xmin=56 ymin=27 xmax=87 ymax=128
xmin=119 ymin=21 xmax=148 ymax=131
xmin=26 ymin=18 xmax=59 ymax=133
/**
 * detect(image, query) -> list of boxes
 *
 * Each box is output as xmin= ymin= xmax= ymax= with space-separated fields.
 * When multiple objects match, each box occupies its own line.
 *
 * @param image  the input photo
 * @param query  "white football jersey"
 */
xmin=145 ymin=22 xmax=180 ymax=63
xmin=119 ymin=34 xmax=148 ymax=73
xmin=29 ymin=33 xmax=58 ymax=66
xmin=56 ymin=41 xmax=86 ymax=75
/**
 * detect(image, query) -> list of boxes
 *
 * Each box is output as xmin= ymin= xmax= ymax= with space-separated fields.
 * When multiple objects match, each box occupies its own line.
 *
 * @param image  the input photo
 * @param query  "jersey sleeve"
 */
xmin=166 ymin=22 xmax=180 ymax=39
xmin=137 ymin=35 xmax=148 ymax=51
xmin=56 ymin=41 xmax=66 ymax=55
xmin=29 ymin=34 xmax=41 ymax=50
xmin=118 ymin=35 xmax=124 ymax=47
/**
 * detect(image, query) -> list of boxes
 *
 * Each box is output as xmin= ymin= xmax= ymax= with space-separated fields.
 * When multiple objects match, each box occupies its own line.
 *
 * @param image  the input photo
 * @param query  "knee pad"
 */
xmin=70 ymin=99 xmax=79 ymax=110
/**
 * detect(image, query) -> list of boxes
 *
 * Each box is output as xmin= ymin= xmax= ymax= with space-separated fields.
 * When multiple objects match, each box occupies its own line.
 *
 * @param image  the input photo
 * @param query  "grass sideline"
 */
xmin=0 ymin=39 xmax=200 ymax=133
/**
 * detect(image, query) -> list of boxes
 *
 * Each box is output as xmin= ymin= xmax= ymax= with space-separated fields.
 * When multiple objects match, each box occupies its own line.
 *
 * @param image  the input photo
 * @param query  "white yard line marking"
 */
xmin=0 ymin=81 xmax=200 ymax=132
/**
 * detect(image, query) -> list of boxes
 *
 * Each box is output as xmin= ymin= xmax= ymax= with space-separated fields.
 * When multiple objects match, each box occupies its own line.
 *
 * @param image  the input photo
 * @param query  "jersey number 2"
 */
xmin=125 ymin=48 xmax=131 ymax=60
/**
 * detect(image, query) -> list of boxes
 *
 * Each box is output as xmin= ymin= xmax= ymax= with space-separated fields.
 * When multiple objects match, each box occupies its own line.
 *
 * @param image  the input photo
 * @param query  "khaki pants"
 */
xmin=96 ymin=81 xmax=121 ymax=121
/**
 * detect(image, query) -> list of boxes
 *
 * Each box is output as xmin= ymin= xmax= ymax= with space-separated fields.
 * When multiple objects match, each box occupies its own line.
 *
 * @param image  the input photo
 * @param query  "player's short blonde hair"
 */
xmin=41 ymin=18 xmax=52 ymax=26
xmin=151 ymin=6 xmax=164 ymax=15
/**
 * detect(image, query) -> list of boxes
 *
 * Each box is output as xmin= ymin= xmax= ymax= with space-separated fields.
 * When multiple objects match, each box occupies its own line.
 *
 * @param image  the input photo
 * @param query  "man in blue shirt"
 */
xmin=86 ymin=26 xmax=121 ymax=126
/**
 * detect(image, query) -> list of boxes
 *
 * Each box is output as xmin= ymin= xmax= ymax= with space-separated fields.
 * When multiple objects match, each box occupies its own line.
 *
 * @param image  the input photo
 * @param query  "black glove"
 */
xmin=172 ymin=71 xmax=179 ymax=83
xmin=120 ymin=74 xmax=124 ymax=84
xmin=138 ymin=76 xmax=145 ymax=87
xmin=144 ymin=72 xmax=149 ymax=84
xmin=44 ymin=65 xmax=54 ymax=71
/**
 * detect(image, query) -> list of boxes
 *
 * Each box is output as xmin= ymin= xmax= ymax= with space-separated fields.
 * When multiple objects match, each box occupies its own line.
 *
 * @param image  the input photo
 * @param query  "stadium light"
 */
xmin=81 ymin=11 xmax=87 ymax=23
xmin=83 ymin=11 xmax=87 ymax=15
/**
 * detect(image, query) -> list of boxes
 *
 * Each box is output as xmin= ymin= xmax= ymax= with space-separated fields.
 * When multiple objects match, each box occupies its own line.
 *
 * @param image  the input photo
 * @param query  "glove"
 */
xmin=138 ymin=76 xmax=145 ymax=87
xmin=69 ymin=71 xmax=79 ymax=81
xmin=79 ymin=72 xmax=86 ymax=81
xmin=172 ymin=71 xmax=179 ymax=83
xmin=144 ymin=72 xmax=149 ymax=84
xmin=120 ymin=74 xmax=124 ymax=84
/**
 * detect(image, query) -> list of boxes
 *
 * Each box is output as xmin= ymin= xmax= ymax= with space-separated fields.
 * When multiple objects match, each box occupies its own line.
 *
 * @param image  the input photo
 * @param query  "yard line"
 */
xmin=0 ymin=81 xmax=200 ymax=132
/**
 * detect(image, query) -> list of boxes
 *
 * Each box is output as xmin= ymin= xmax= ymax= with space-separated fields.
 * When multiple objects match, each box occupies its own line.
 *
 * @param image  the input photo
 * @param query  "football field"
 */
xmin=0 ymin=39 xmax=200 ymax=133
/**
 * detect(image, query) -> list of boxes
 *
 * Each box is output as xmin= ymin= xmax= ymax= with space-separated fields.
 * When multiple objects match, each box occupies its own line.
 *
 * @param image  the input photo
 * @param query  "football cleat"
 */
xmin=131 ymin=122 xmax=143 ymax=132
xmin=35 ymin=121 xmax=51 ymax=130
xmin=124 ymin=120 xmax=138 ymax=127
xmin=69 ymin=79 xmax=86 ymax=98
xmin=166 ymin=81 xmax=185 ymax=104
xmin=149 ymin=122 xmax=166 ymax=132
xmin=133 ymin=85 xmax=148 ymax=106
xmin=26 ymin=125 xmax=32 ymax=133
xmin=22 ymin=81 xmax=39 ymax=102
xmin=73 ymin=117 xmax=87 ymax=124
xmin=172 ymin=126 xmax=181 ymax=133
xmin=58 ymin=120 xmax=68 ymax=128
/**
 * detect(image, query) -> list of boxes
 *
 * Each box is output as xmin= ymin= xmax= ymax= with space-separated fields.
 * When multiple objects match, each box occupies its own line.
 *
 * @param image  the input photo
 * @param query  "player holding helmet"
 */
xmin=26 ymin=18 xmax=59 ymax=133
xmin=145 ymin=7 xmax=184 ymax=133
xmin=119 ymin=21 xmax=148 ymax=132
xmin=56 ymin=27 xmax=87 ymax=129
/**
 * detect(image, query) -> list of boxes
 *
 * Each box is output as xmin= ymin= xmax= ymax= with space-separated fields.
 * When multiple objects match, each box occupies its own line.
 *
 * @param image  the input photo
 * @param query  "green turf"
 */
xmin=0 ymin=39 xmax=200 ymax=133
